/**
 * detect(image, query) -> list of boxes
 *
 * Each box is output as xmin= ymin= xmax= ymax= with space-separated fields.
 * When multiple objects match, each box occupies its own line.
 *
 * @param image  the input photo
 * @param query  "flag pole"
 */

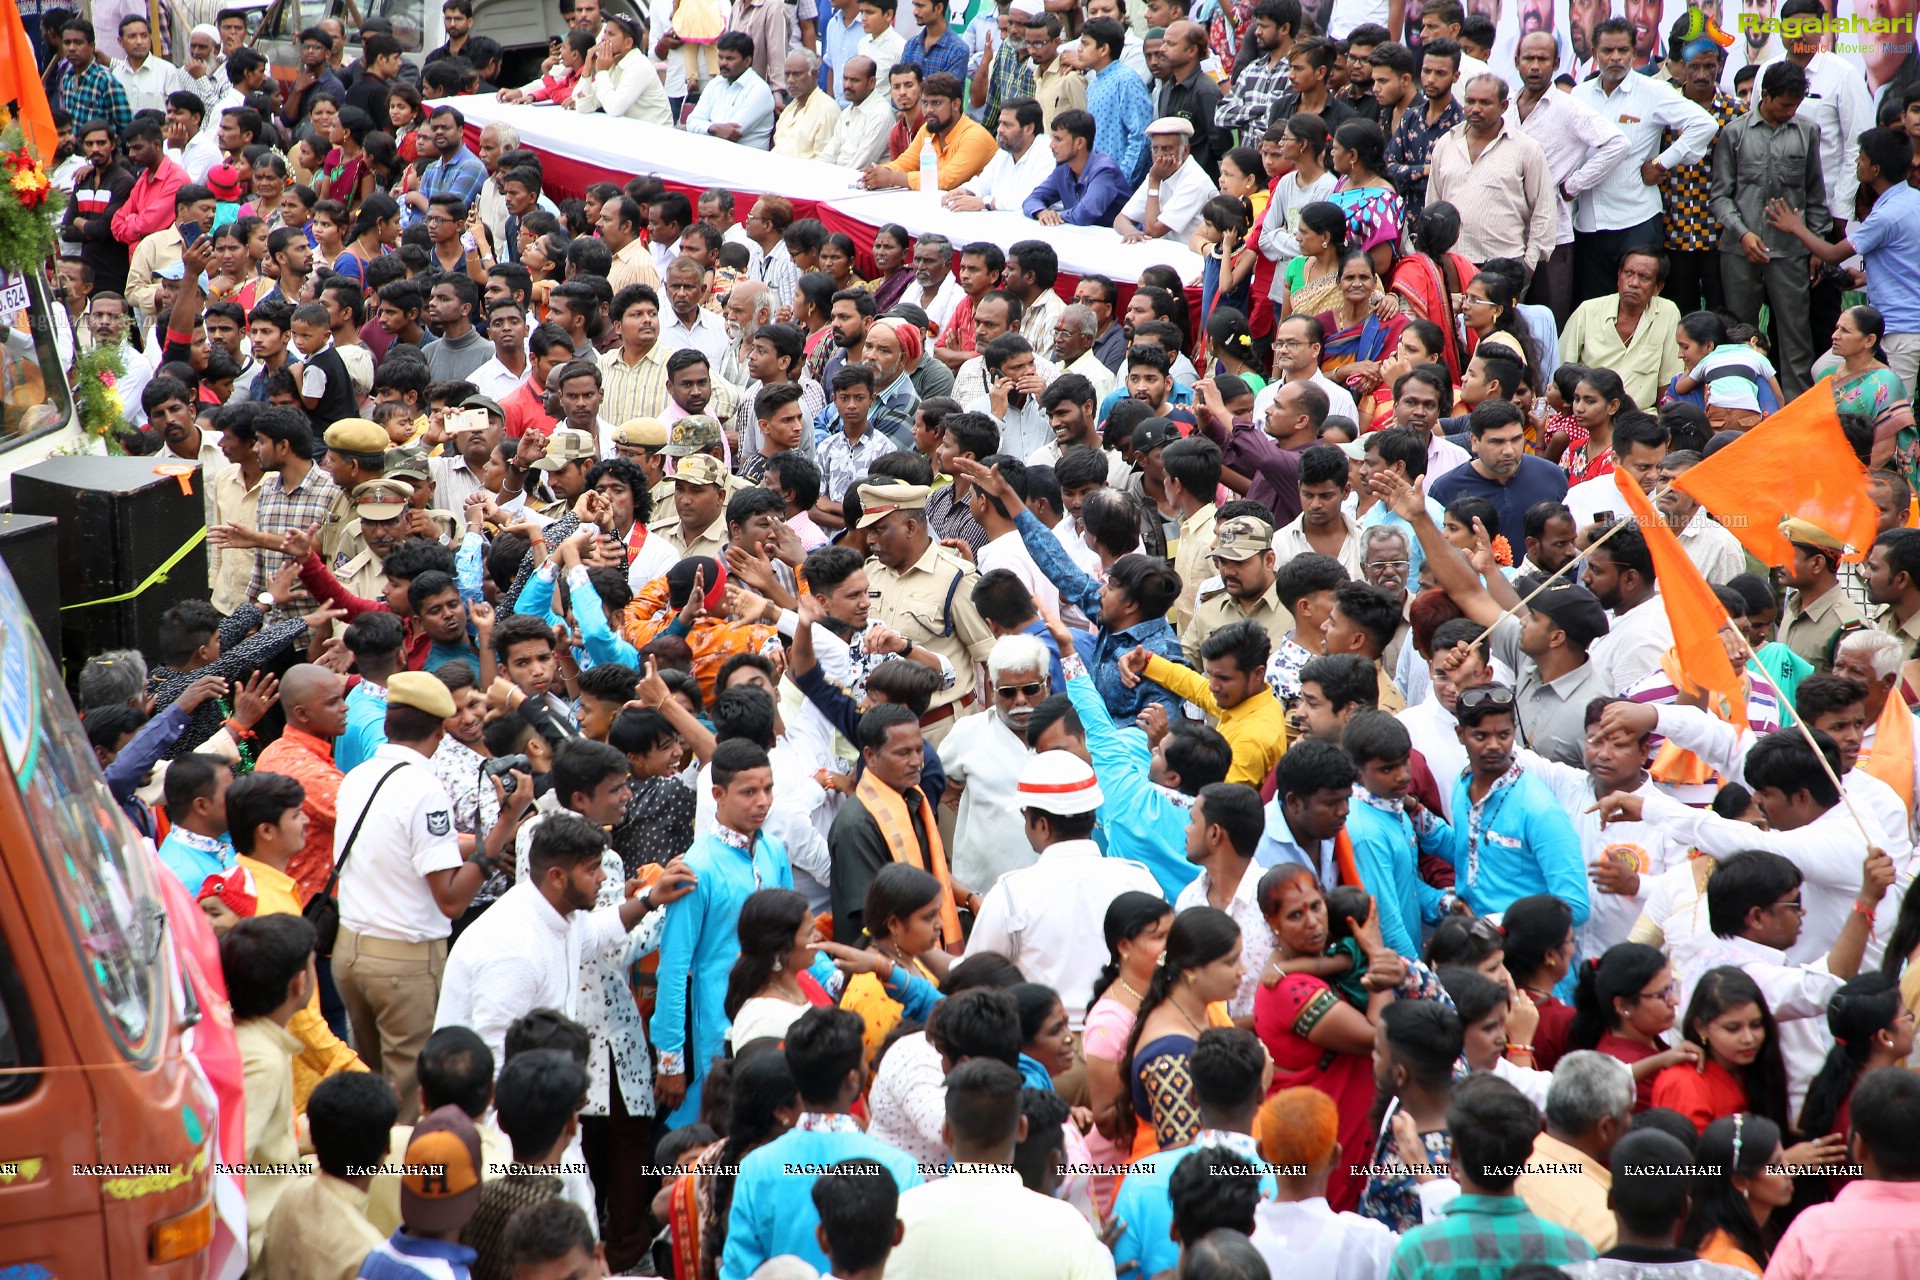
xmin=1463 ymin=484 xmax=1675 ymax=652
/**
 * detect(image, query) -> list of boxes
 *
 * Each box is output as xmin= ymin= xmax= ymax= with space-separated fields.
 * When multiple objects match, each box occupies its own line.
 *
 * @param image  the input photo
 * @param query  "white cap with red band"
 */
xmin=1016 ymin=750 xmax=1106 ymax=816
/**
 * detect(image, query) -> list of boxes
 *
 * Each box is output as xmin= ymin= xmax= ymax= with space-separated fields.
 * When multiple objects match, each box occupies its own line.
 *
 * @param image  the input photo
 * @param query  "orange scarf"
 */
xmin=1861 ymin=691 xmax=1916 ymax=813
xmin=1650 ymin=648 xmax=1750 ymax=787
xmin=853 ymin=768 xmax=963 ymax=950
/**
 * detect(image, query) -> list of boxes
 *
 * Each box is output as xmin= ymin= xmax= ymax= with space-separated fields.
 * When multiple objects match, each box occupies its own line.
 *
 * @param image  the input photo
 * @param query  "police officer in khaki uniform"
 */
xmin=1778 ymin=517 xmax=1868 ymax=673
xmin=521 ymin=427 xmax=600 ymax=520
xmin=650 ymin=454 xmax=731 ymax=560
xmin=384 ymin=449 xmax=461 ymax=545
xmin=319 ymin=418 xmax=391 ymax=565
xmin=611 ymin=417 xmax=671 ymax=490
xmin=858 ymin=481 xmax=997 ymax=746
xmin=333 ymin=479 xmax=416 ymax=603
xmin=1181 ymin=514 xmax=1294 ymax=666
xmin=647 ymin=413 xmax=752 ymax=513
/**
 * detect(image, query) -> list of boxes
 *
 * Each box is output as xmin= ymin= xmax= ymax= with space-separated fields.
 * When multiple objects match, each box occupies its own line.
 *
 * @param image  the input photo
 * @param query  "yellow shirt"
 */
xmin=886 ymin=115 xmax=999 ymax=191
xmin=1142 ymin=654 xmax=1289 ymax=785
xmin=1515 ymin=1130 xmax=1616 ymax=1253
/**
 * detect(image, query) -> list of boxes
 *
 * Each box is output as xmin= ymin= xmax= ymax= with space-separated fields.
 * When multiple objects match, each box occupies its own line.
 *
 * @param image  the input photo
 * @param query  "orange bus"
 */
xmin=0 ymin=557 xmax=217 ymax=1277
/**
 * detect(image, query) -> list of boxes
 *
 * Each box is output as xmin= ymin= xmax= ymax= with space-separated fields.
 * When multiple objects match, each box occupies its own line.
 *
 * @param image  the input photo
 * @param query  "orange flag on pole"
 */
xmin=1669 ymin=376 xmax=1879 ymax=566
xmin=0 ymin=3 xmax=56 ymax=163
xmin=1614 ymin=468 xmax=1748 ymax=728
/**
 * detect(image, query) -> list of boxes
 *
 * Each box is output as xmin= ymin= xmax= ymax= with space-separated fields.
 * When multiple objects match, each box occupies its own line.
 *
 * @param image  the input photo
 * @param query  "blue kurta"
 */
xmin=721 ymin=1122 xmax=924 ymax=1279
xmin=1346 ymin=791 xmax=1454 ymax=958
xmin=1439 ymin=766 xmax=1590 ymax=927
xmin=649 ymin=826 xmax=793 ymax=1127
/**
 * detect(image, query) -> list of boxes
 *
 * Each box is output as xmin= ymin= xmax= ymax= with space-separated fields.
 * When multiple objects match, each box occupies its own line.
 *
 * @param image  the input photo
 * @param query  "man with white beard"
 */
xmin=937 ymin=633 xmax=1052 ymax=890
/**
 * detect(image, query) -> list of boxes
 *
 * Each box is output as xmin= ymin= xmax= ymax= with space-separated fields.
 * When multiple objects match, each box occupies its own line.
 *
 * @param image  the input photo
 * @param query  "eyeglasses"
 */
xmin=1458 ymin=684 xmax=1515 ymax=710
xmin=1366 ymin=559 xmax=1411 ymax=572
xmin=995 ymin=681 xmax=1046 ymax=699
xmin=1634 ymin=981 xmax=1679 ymax=1003
xmin=1273 ymin=338 xmax=1310 ymax=350
xmin=1773 ymin=897 xmax=1805 ymax=915
xmin=1461 ymin=295 xmax=1496 ymax=309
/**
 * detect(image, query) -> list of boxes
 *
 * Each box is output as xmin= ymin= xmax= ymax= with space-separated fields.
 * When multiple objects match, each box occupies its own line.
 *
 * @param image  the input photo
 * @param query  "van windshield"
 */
xmin=0 ymin=269 xmax=75 ymax=450
xmin=0 ymin=568 xmax=160 ymax=1057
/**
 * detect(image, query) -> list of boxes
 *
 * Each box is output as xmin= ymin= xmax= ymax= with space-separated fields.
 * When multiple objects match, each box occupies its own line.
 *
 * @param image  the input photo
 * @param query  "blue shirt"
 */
xmin=1346 ymin=790 xmax=1453 ymax=958
xmin=336 ymin=680 xmax=389 ymax=773
xmin=1097 ymin=384 xmax=1194 ymax=423
xmin=1086 ymin=62 xmax=1154 ymax=184
xmin=424 ymin=639 xmax=482 ymax=672
xmin=1427 ymin=456 xmax=1569 ymax=559
xmin=1111 ymin=1134 xmax=1274 ymax=1279
xmin=721 ymin=1122 xmax=923 ymax=1279
xmin=412 ymin=146 xmax=489 ymax=227
xmin=357 ymin=1230 xmax=477 ymax=1278
xmin=902 ymin=28 xmax=971 ymax=81
xmin=1064 ymin=667 xmax=1198 ymax=900
xmin=1022 ymin=153 xmax=1133 ymax=227
xmin=1013 ymin=510 xmax=1186 ymax=724
xmin=819 ymin=10 xmax=865 ymax=103
xmin=651 ymin=828 xmax=793 ymax=1127
xmin=156 ymin=828 xmax=235 ymax=894
xmin=1852 ymin=180 xmax=1920 ymax=334
xmin=1254 ymin=801 xmax=1339 ymax=878
xmin=1020 ymin=617 xmax=1068 ymax=693
xmin=1440 ymin=766 xmax=1590 ymax=926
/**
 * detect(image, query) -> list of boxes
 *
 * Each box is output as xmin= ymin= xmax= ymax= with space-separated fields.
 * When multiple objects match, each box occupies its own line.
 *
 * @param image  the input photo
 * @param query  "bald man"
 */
xmin=1155 ymin=19 xmax=1233 ymax=181
xmin=253 ymin=663 xmax=350 ymax=905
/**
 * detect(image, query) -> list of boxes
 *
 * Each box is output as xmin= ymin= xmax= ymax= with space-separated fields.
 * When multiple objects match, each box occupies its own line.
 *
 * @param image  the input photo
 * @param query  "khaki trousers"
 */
xmin=332 ymin=928 xmax=447 ymax=1124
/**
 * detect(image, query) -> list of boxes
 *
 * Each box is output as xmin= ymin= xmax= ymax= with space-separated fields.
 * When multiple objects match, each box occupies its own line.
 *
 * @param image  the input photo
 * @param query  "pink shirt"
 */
xmin=1765 ymin=1180 xmax=1920 ymax=1280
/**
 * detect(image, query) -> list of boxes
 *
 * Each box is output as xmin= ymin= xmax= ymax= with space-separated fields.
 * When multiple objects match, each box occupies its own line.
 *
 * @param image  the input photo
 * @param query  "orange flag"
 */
xmin=0 ymin=3 xmax=56 ymax=162
xmin=1669 ymin=377 xmax=1878 ymax=566
xmin=1614 ymin=468 xmax=1748 ymax=727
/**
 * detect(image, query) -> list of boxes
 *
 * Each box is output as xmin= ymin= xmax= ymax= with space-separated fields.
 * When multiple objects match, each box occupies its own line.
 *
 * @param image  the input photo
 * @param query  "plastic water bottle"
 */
xmin=920 ymin=142 xmax=940 ymax=205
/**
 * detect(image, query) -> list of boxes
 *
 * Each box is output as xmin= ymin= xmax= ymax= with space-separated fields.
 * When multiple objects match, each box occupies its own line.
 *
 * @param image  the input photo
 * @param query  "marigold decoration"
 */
xmin=1491 ymin=535 xmax=1514 ymax=568
xmin=74 ymin=345 xmax=129 ymax=454
xmin=0 ymin=121 xmax=63 ymax=274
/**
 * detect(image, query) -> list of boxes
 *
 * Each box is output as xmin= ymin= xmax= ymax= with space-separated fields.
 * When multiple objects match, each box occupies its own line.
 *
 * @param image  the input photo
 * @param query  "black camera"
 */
xmin=482 ymin=753 xmax=533 ymax=796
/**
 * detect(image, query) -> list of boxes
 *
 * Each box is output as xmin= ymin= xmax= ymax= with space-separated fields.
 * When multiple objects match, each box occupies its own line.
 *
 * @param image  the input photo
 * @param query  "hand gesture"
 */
xmin=300 ymin=604 xmax=347 ymax=634
xmin=1035 ymin=593 xmax=1075 ymax=653
xmin=864 ymin=623 xmax=908 ymax=655
xmin=1740 ymin=231 xmax=1770 ymax=266
xmin=1587 ymin=792 xmax=1646 ymax=825
xmin=1588 ymin=849 xmax=1641 ymax=899
xmin=493 ymin=768 xmax=535 ymax=815
xmin=1464 ymin=516 xmax=1499 ymax=578
xmin=1389 ymin=1110 xmax=1431 ymax=1178
xmin=768 ymin=520 xmax=806 ymax=568
xmin=816 ymin=939 xmax=887 ymax=975
xmin=1861 ymin=846 xmax=1896 ymax=907
xmin=636 ymin=655 xmax=672 ymax=708
xmin=1781 ymin=1134 xmax=1850 ymax=1168
xmin=179 ymin=673 xmax=229 ymax=713
xmin=1505 ymin=976 xmax=1541 ymax=1044
xmin=677 ymin=566 xmax=707 ymax=629
xmin=1367 ymin=465 xmax=1427 ymax=523
xmin=1117 ymin=645 xmax=1150 ymax=689
xmin=181 ymin=234 xmax=216 ymax=277
xmin=725 ymin=582 xmax=770 ymax=624
xmin=208 ymin=522 xmax=249 ymax=549
xmin=402 ymin=509 xmax=438 ymax=540
xmin=797 ymin=588 xmax=828 ymax=631
xmin=468 ymin=600 xmax=496 ymax=635
xmin=229 ymin=670 xmax=280 ymax=728
xmin=264 ymin=561 xmax=299 ymax=609
xmin=280 ymin=522 xmax=320 ymax=564
xmin=939 ymin=537 xmax=975 ymax=564
xmin=1764 ymin=196 xmax=1807 ymax=237
xmin=726 ymin=541 xmax=779 ymax=595
xmin=315 ymin=636 xmax=354 ymax=673
xmin=651 ymin=857 xmax=699 ymax=905
xmin=1134 ymin=702 xmax=1170 ymax=746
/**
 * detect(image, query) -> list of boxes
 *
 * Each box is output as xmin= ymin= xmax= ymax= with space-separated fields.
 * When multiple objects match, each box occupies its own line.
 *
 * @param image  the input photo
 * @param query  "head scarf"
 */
xmin=873 ymin=316 xmax=923 ymax=369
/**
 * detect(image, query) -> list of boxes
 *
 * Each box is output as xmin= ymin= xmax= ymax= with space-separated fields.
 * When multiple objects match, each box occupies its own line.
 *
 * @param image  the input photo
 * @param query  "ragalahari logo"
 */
xmin=1681 ymin=6 xmax=1737 ymax=47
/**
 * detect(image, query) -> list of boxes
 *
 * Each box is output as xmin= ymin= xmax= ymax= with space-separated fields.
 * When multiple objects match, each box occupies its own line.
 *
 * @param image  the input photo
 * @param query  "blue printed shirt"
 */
xmin=336 ymin=680 xmax=389 ymax=774
xmin=156 ymin=827 xmax=235 ymax=895
xmin=1346 ymin=789 xmax=1454 ymax=959
xmin=1087 ymin=62 xmax=1154 ymax=185
xmin=1063 ymin=662 xmax=1200 ymax=900
xmin=356 ymin=1230 xmax=477 ymax=1279
xmin=902 ymin=28 xmax=971 ymax=81
xmin=721 ymin=1115 xmax=923 ymax=1279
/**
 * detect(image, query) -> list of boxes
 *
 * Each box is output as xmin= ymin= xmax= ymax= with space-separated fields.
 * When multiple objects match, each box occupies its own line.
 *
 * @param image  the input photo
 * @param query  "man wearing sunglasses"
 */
xmin=1436 ymin=681 xmax=1591 ymax=930
xmin=939 ymin=632 xmax=1059 ymax=892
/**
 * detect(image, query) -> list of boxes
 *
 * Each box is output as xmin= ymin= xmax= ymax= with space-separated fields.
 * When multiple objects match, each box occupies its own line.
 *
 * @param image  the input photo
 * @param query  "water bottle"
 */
xmin=920 ymin=142 xmax=940 ymax=205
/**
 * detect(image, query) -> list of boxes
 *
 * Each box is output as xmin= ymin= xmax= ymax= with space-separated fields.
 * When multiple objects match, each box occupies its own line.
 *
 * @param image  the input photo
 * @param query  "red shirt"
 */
xmin=1651 ymin=1056 xmax=1748 ymax=1134
xmin=253 ymin=727 xmax=343 ymax=904
xmin=111 ymin=157 xmax=189 ymax=246
xmin=502 ymin=377 xmax=557 ymax=439
xmin=1595 ymin=1030 xmax=1666 ymax=1112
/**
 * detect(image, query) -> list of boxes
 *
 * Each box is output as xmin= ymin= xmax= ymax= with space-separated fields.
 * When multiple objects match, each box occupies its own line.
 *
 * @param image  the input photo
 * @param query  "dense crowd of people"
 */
xmin=30 ymin=0 xmax=1920 ymax=1278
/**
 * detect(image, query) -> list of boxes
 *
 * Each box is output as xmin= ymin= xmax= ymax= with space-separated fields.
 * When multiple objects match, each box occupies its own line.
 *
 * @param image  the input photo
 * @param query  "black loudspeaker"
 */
xmin=0 ymin=514 xmax=62 ymax=672
xmin=12 ymin=457 xmax=211 ymax=678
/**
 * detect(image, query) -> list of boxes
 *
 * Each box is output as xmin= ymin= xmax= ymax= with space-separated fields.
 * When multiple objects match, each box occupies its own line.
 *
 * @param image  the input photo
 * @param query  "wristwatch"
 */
xmin=900 ymin=637 xmax=914 ymax=658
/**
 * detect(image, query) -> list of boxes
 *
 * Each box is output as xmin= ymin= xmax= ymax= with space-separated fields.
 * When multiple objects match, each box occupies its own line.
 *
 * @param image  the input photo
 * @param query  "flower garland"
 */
xmin=73 ymin=345 xmax=129 ymax=454
xmin=0 ymin=123 xmax=63 ymax=275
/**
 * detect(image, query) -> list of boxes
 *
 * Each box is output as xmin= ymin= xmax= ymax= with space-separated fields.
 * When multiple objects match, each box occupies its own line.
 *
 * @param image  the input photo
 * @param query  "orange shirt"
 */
xmin=253 ymin=727 xmax=343 ymax=904
xmin=620 ymin=574 xmax=778 ymax=703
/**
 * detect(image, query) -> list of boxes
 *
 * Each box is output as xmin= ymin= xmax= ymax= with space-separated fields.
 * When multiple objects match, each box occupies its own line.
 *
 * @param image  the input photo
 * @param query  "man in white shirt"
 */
xmin=946 ymin=96 xmax=1054 ymax=214
xmin=573 ymin=14 xmax=674 ymax=126
xmin=772 ymin=49 xmax=843 ymax=159
xmin=163 ymin=93 xmax=222 ymax=183
xmin=1116 ymin=116 xmax=1219 ymax=244
xmin=659 ymin=257 xmax=733 ymax=368
xmin=331 ymin=673 xmax=494 ymax=1121
xmin=904 ymin=232 xmax=967 ymax=328
xmin=939 ymin=633 xmax=1052 ymax=889
xmin=437 ymin=810 xmax=688 ymax=1073
xmin=1250 ymin=317 xmax=1360 ymax=425
xmin=1569 ymin=17 xmax=1716 ymax=306
xmin=818 ymin=54 xmax=893 ymax=167
xmin=965 ymin=750 xmax=1163 ymax=1030
xmin=112 ymin=14 xmax=193 ymax=114
xmin=1562 ymin=410 xmax=1669 ymax=530
xmin=1582 ymin=518 xmax=1674 ymax=696
xmin=466 ymin=302 xmax=533 ymax=401
xmin=967 ymin=336 xmax=1056 ymax=460
xmin=686 ymin=31 xmax=779 ymax=149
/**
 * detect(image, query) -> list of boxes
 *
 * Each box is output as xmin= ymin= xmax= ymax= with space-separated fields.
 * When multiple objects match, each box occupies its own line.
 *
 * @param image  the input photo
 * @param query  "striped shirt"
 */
xmin=599 ymin=342 xmax=673 ymax=426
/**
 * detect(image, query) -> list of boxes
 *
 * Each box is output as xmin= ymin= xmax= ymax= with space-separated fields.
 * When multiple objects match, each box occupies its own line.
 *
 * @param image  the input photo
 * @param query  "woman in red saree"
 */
xmin=1388 ymin=201 xmax=1475 ymax=380
xmin=1252 ymin=865 xmax=1401 ymax=1213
